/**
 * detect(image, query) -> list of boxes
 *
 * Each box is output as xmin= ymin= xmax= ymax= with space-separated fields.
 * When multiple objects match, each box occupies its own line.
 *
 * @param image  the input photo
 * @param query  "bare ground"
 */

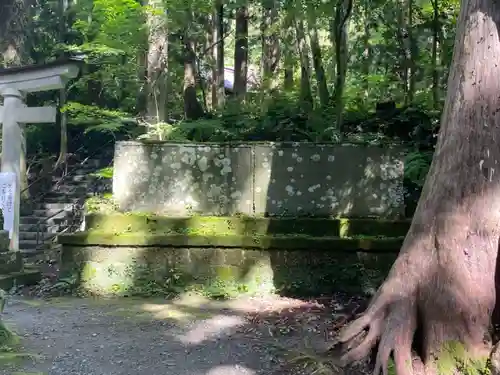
xmin=0 ymin=292 xmax=369 ymax=375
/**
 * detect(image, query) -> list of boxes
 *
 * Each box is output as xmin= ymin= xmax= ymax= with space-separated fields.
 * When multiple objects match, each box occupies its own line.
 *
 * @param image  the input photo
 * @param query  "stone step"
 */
xmin=20 ymin=216 xmax=66 ymax=225
xmin=20 ymin=223 xmax=61 ymax=232
xmin=33 ymin=202 xmax=76 ymax=211
xmin=0 ymin=251 xmax=22 ymax=274
xmin=59 ymin=166 xmax=105 ymax=175
xmin=42 ymin=197 xmax=82 ymax=204
xmin=52 ymin=174 xmax=89 ymax=183
xmin=42 ymin=191 xmax=94 ymax=200
xmin=0 ymin=267 xmax=41 ymax=290
xmin=49 ymin=184 xmax=92 ymax=193
xmin=19 ymin=231 xmax=59 ymax=241
xmin=19 ymin=239 xmax=54 ymax=251
xmin=32 ymin=208 xmax=72 ymax=218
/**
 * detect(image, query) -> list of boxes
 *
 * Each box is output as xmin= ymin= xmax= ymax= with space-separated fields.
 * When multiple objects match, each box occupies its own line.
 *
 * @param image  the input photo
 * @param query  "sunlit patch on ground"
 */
xmin=0 ymin=293 xmax=368 ymax=375
xmin=176 ymin=314 xmax=247 ymax=344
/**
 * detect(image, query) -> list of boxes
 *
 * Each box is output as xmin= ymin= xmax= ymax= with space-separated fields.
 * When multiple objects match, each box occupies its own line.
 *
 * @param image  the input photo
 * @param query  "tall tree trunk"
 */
xmin=338 ymin=0 xmax=500 ymax=372
xmin=183 ymin=37 xmax=204 ymax=120
xmin=212 ymin=0 xmax=225 ymax=110
xmin=145 ymin=0 xmax=168 ymax=123
xmin=204 ymin=16 xmax=214 ymax=111
xmin=407 ymin=0 xmax=417 ymax=104
xmin=0 ymin=0 xmax=32 ymax=66
xmin=306 ymin=2 xmax=329 ymax=107
xmin=56 ymin=0 xmax=69 ymax=169
xmin=396 ymin=4 xmax=410 ymax=103
xmin=361 ymin=0 xmax=371 ymax=98
xmin=234 ymin=3 xmax=249 ymax=101
xmin=260 ymin=0 xmax=280 ymax=93
xmin=282 ymin=0 xmax=295 ymax=90
xmin=431 ymin=0 xmax=440 ymax=109
xmin=332 ymin=0 xmax=353 ymax=133
xmin=294 ymin=18 xmax=313 ymax=113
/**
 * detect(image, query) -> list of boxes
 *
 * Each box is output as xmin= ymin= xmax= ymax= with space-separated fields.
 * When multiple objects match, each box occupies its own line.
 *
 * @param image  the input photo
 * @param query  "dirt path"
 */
xmin=0 ymin=294 xmax=365 ymax=375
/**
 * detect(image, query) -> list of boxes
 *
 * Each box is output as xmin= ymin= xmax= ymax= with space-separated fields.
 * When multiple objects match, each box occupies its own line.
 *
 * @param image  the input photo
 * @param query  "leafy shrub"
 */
xmin=85 ymin=194 xmax=118 ymax=214
xmin=404 ymin=151 xmax=433 ymax=187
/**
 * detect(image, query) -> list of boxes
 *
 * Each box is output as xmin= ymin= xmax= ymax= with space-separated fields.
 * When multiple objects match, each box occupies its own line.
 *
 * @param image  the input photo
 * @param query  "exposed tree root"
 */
xmin=337 ymin=279 xmax=418 ymax=375
xmin=335 ymin=267 xmax=495 ymax=375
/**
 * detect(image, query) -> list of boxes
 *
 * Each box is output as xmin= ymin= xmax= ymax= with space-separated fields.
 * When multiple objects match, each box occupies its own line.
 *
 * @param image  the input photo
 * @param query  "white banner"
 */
xmin=0 ymin=172 xmax=16 ymax=239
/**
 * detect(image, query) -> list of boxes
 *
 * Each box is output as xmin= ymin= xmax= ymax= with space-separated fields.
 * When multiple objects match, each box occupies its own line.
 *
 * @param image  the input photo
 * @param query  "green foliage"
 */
xmin=138 ymin=98 xmax=438 ymax=145
xmin=404 ymin=150 xmax=433 ymax=187
xmin=0 ymin=321 xmax=14 ymax=348
xmin=0 ymin=289 xmax=5 ymax=314
xmin=84 ymin=194 xmax=118 ymax=214
xmin=62 ymin=102 xmax=132 ymax=134
xmin=90 ymin=167 xmax=114 ymax=179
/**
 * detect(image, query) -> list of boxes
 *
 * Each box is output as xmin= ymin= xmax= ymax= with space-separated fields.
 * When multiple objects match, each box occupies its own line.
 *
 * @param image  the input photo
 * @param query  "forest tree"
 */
xmin=337 ymin=0 xmax=500 ymax=372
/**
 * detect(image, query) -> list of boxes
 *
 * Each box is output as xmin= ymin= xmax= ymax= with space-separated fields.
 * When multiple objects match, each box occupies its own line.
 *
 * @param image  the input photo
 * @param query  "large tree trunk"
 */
xmin=332 ymin=0 xmax=352 ymax=133
xmin=260 ymin=0 xmax=280 ymax=93
xmin=306 ymin=2 xmax=329 ymax=108
xmin=431 ymin=0 xmax=440 ymax=109
xmin=234 ymin=3 xmax=249 ymax=101
xmin=338 ymin=0 xmax=500 ymax=372
xmin=294 ymin=17 xmax=313 ymax=113
xmin=211 ymin=0 xmax=225 ymax=110
xmin=56 ymin=0 xmax=69 ymax=169
xmin=183 ymin=37 xmax=204 ymax=120
xmin=145 ymin=0 xmax=168 ymax=123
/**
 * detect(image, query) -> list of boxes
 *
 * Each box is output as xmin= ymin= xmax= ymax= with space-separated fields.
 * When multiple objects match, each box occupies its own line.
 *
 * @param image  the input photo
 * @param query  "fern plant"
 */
xmin=404 ymin=151 xmax=434 ymax=187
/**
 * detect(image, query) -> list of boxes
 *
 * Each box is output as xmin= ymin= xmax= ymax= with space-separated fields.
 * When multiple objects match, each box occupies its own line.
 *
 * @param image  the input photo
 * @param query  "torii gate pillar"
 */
xmin=0 ymin=59 xmax=81 ymax=252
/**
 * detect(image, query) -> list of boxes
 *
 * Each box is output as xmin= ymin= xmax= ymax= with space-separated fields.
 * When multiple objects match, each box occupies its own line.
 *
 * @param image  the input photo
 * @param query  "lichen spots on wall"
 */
xmin=112 ymin=141 xmax=405 ymax=218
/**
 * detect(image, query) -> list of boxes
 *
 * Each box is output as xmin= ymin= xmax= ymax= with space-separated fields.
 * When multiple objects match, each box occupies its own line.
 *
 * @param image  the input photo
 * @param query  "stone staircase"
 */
xmin=20 ymin=158 xmax=112 ymax=262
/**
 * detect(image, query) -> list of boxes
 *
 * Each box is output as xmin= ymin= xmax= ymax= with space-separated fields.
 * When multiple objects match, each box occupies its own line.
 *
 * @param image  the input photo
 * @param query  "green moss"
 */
xmin=84 ymin=213 xmax=411 ymax=238
xmin=60 ymin=241 xmax=396 ymax=298
xmin=0 ymin=320 xmax=23 ymax=367
xmin=59 ymin=214 xmax=407 ymax=298
xmin=58 ymin=231 xmax=404 ymax=250
xmin=84 ymin=196 xmax=118 ymax=214
xmin=0 ymin=320 xmax=14 ymax=347
xmin=434 ymin=341 xmax=490 ymax=375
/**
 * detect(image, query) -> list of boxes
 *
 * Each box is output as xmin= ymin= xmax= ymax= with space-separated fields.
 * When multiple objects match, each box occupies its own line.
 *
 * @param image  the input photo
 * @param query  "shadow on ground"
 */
xmin=0 ymin=293 xmax=369 ymax=375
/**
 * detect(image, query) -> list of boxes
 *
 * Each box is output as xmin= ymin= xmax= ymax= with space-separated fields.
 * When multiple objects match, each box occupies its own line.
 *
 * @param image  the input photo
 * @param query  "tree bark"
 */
xmin=234 ymin=3 xmax=249 ymax=101
xmin=282 ymin=0 xmax=295 ymax=90
xmin=332 ymin=0 xmax=352 ymax=133
xmin=212 ymin=0 xmax=225 ymax=110
xmin=294 ymin=17 xmax=313 ymax=113
xmin=183 ymin=37 xmax=204 ymax=120
xmin=306 ymin=2 xmax=330 ymax=108
xmin=361 ymin=0 xmax=372 ymax=98
xmin=431 ymin=0 xmax=440 ymax=109
xmin=260 ymin=0 xmax=280 ymax=93
xmin=338 ymin=0 xmax=500 ymax=372
xmin=56 ymin=0 xmax=69 ymax=169
xmin=145 ymin=0 xmax=168 ymax=123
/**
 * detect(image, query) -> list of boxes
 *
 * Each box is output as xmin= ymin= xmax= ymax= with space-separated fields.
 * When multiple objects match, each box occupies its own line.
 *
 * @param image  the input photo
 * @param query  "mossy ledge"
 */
xmin=59 ymin=215 xmax=405 ymax=298
xmin=58 ymin=232 xmax=404 ymax=250
xmin=84 ymin=213 xmax=411 ymax=238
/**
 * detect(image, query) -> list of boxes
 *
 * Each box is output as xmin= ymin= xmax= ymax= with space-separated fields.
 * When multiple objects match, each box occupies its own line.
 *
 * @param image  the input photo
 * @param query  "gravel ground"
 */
xmin=0 ymin=293 xmax=368 ymax=375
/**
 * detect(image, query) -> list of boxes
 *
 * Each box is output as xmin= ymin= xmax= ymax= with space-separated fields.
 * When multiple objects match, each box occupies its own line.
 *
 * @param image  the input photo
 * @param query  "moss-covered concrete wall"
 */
xmin=60 ymin=243 xmax=399 ymax=297
xmin=84 ymin=213 xmax=412 ymax=238
xmin=113 ymin=141 xmax=405 ymax=218
xmin=59 ymin=213 xmax=406 ymax=297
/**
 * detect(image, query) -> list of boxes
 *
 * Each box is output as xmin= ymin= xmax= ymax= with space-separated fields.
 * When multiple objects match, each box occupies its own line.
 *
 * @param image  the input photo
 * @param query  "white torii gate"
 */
xmin=0 ymin=60 xmax=80 ymax=251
